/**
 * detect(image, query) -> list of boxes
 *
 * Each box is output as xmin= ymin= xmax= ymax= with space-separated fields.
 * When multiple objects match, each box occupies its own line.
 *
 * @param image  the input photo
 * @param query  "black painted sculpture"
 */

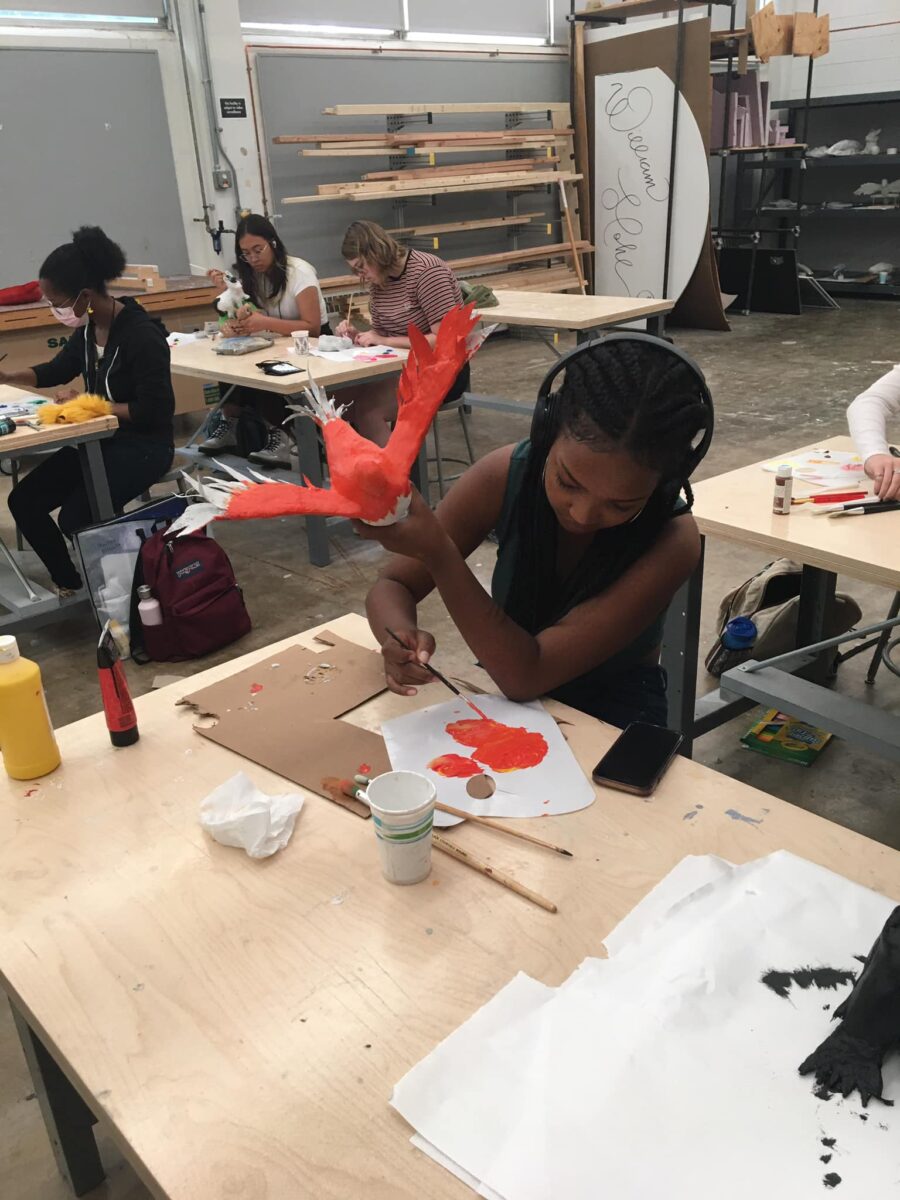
xmin=799 ymin=907 xmax=900 ymax=1107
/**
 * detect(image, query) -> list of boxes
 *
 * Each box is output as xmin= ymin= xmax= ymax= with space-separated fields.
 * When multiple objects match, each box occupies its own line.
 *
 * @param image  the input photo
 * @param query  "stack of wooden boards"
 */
xmin=274 ymin=101 xmax=590 ymax=297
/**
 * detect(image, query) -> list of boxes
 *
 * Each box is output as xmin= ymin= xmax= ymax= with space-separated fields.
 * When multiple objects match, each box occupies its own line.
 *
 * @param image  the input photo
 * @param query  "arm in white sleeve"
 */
xmin=847 ymin=365 xmax=900 ymax=462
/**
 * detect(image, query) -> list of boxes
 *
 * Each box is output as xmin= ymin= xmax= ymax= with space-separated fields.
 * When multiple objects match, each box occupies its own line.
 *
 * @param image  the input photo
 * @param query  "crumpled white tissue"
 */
xmin=199 ymin=771 xmax=304 ymax=859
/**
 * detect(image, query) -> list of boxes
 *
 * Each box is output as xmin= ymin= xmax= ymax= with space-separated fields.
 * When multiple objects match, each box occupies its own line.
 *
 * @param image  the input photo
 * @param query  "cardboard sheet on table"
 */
xmin=381 ymin=695 xmax=595 ymax=821
xmin=393 ymin=852 xmax=900 ymax=1200
xmin=178 ymin=633 xmax=390 ymax=809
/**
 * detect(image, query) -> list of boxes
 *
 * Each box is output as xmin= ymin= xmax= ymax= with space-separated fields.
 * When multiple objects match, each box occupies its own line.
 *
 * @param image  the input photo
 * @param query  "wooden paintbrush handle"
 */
xmin=432 ymin=833 xmax=557 ymax=913
xmin=435 ymin=800 xmax=571 ymax=856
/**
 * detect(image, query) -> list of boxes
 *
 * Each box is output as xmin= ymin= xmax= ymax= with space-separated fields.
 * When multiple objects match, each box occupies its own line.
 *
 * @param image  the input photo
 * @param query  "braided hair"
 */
xmin=504 ymin=339 xmax=712 ymax=636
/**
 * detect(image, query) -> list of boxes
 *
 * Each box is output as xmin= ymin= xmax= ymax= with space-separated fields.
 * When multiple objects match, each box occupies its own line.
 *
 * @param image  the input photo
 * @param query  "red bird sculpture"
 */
xmin=171 ymin=303 xmax=487 ymax=536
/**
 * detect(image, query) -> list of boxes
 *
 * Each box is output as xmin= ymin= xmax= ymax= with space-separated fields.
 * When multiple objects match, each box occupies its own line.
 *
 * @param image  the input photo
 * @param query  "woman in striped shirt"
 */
xmin=335 ymin=220 xmax=469 ymax=446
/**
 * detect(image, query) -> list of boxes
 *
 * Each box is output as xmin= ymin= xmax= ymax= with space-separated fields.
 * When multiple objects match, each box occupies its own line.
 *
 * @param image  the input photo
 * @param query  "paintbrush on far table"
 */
xmin=813 ymin=498 xmax=900 ymax=517
xmin=384 ymin=627 xmax=488 ymax=720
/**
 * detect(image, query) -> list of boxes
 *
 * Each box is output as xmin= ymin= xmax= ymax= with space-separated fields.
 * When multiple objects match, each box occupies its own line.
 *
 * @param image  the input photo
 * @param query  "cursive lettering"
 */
xmin=604 ymin=82 xmax=653 ymax=133
xmin=600 ymin=169 xmax=645 ymax=294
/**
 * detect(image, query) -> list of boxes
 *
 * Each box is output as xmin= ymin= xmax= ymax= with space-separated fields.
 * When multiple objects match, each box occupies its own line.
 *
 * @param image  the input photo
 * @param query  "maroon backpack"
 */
xmin=129 ymin=526 xmax=251 ymax=662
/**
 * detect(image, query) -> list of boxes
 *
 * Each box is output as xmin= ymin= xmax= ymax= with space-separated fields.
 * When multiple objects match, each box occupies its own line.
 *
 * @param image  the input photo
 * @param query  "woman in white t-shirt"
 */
xmin=847 ymin=365 xmax=900 ymax=501
xmin=203 ymin=215 xmax=329 ymax=464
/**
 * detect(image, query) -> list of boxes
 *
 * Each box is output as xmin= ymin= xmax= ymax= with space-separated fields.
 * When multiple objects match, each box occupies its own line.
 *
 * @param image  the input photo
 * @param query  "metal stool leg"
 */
xmin=866 ymin=591 xmax=900 ymax=685
xmin=11 ymin=460 xmax=24 ymax=552
xmin=431 ymin=418 xmax=447 ymax=499
xmin=458 ymin=405 xmax=476 ymax=465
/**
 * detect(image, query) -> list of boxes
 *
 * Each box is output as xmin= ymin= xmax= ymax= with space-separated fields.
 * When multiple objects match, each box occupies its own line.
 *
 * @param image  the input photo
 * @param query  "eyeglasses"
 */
xmin=239 ymin=246 xmax=269 ymax=262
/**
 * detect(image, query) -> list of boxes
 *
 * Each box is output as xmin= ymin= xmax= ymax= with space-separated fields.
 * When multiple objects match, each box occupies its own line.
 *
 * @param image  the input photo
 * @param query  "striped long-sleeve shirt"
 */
xmin=368 ymin=249 xmax=462 ymax=338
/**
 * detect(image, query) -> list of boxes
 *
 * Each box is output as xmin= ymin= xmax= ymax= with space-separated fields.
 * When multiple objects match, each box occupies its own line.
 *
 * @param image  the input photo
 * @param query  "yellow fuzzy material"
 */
xmin=37 ymin=394 xmax=112 ymax=425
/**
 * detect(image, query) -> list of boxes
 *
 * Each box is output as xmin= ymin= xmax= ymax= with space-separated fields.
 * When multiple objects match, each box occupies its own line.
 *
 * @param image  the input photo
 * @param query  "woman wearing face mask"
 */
xmin=0 ymin=225 xmax=174 ymax=595
xmin=202 ymin=214 xmax=328 ymax=466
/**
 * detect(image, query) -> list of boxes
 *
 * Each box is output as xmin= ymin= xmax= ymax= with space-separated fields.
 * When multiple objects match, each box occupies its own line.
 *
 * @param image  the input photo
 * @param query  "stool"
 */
xmin=139 ymin=458 xmax=195 ymax=503
xmin=429 ymin=396 xmax=476 ymax=500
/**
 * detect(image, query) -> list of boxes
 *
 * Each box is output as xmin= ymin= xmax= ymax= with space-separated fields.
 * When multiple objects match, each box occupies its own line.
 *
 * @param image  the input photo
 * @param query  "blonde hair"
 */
xmin=341 ymin=220 xmax=404 ymax=272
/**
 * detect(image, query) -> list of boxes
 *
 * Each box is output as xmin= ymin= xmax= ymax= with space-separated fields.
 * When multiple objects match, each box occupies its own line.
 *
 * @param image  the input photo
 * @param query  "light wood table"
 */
xmin=0 ymin=409 xmax=118 ymax=631
xmin=169 ymin=336 xmax=409 ymax=568
xmin=662 ymin=435 xmax=900 ymax=754
xmin=481 ymin=288 xmax=673 ymax=337
xmin=467 ymin=290 xmax=675 ymax=418
xmin=3 ymin=612 xmax=899 ymax=1199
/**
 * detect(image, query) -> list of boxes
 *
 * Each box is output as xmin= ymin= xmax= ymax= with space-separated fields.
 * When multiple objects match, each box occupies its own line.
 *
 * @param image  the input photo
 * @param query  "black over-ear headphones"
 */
xmin=530 ymin=331 xmax=715 ymax=478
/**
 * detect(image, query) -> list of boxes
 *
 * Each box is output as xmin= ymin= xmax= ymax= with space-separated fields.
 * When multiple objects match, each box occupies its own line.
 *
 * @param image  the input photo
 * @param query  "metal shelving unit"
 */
xmin=775 ymin=91 xmax=900 ymax=302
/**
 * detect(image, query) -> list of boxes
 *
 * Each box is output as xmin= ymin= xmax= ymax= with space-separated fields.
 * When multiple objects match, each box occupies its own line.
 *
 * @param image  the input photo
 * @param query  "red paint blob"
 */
xmin=250 ymin=683 xmax=263 ymax=695
xmin=357 ymin=762 xmax=372 ymax=776
xmin=445 ymin=718 xmax=548 ymax=773
xmin=428 ymin=753 xmax=482 ymax=778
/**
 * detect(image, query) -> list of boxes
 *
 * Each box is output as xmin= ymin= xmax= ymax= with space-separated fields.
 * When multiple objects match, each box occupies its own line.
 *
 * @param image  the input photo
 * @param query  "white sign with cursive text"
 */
xmin=594 ymin=67 xmax=708 ymax=303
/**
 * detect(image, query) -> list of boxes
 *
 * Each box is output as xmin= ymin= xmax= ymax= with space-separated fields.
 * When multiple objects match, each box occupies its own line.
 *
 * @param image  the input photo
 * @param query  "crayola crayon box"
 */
xmin=741 ymin=709 xmax=832 ymax=766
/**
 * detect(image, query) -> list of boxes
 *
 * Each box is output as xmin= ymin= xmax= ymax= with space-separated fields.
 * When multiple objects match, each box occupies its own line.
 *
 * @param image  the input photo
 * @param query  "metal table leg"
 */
xmin=795 ymin=565 xmax=836 ymax=682
xmin=10 ymin=1002 xmax=105 ymax=1197
xmin=647 ymin=312 xmax=667 ymax=338
xmin=77 ymin=439 xmax=115 ymax=523
xmin=291 ymin=410 xmax=330 ymax=568
xmin=661 ymin=535 xmax=705 ymax=756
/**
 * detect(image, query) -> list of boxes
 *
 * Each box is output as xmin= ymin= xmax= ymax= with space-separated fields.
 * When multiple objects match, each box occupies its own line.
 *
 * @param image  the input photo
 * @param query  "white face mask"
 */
xmin=49 ymin=292 xmax=88 ymax=328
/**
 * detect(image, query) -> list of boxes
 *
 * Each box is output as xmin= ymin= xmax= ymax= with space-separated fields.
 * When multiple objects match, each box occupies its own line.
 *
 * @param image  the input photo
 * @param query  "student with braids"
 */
xmin=361 ymin=335 xmax=714 ymax=727
xmin=0 ymin=226 xmax=174 ymax=595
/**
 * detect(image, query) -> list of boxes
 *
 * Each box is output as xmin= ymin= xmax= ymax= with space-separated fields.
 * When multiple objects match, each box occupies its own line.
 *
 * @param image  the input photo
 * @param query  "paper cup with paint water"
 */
xmin=366 ymin=771 xmax=435 ymax=885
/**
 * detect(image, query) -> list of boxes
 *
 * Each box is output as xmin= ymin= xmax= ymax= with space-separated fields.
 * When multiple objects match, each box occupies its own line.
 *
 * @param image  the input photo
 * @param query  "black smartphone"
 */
xmin=592 ymin=722 xmax=684 ymax=796
xmin=256 ymin=359 xmax=304 ymax=376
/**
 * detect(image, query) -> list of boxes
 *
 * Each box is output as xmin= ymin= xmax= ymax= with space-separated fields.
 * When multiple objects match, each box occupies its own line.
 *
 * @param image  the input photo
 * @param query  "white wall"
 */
xmin=767 ymin=2 xmax=900 ymax=101
xmin=0 ymin=0 xmax=264 ymax=278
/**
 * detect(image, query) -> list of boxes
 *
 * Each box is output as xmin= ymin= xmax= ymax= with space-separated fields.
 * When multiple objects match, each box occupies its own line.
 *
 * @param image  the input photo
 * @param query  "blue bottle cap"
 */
xmin=722 ymin=616 xmax=757 ymax=650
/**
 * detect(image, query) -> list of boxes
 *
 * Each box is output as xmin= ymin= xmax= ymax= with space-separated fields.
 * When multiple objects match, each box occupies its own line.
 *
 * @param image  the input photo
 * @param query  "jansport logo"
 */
xmin=175 ymin=559 xmax=205 ymax=579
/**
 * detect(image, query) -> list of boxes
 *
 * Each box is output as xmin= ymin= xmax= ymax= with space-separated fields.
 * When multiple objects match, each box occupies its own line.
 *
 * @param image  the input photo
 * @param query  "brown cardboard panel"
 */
xmin=583 ymin=17 xmax=728 ymax=332
xmin=178 ymin=633 xmax=392 ymax=809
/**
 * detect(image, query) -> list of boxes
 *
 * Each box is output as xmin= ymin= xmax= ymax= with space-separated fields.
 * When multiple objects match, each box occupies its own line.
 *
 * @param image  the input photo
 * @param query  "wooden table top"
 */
xmin=691 ymin=435 xmax=900 ymax=591
xmin=0 ymin=413 xmax=118 ymax=457
xmin=478 ymin=289 xmax=674 ymax=330
xmin=169 ymin=335 xmax=408 ymax=394
xmin=2 ymin=612 xmax=898 ymax=1199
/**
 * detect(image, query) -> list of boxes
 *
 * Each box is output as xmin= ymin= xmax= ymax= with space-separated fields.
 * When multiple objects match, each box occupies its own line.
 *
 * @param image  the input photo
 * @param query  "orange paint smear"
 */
xmin=445 ymin=718 xmax=548 ymax=773
xmin=428 ymin=753 xmax=481 ymax=778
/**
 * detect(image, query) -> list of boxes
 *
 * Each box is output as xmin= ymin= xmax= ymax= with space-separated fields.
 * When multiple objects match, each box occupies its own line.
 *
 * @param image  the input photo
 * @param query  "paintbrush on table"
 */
xmin=352 ymin=774 xmax=572 ymax=857
xmin=384 ymin=627 xmax=488 ymax=720
xmin=336 ymin=776 xmax=558 ymax=912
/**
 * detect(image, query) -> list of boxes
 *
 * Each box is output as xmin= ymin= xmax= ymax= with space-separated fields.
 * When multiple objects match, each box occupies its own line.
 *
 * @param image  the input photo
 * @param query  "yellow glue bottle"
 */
xmin=0 ymin=635 xmax=61 ymax=780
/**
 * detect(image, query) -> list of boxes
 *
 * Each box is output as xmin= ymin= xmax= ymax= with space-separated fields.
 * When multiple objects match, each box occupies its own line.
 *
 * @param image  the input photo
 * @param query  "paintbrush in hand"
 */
xmin=384 ymin=627 xmax=488 ymax=719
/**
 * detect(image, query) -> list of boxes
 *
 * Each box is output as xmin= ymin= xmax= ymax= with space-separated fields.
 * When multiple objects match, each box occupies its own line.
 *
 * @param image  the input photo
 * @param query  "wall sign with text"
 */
xmin=593 ymin=67 xmax=708 ymax=302
xmin=219 ymin=98 xmax=247 ymax=119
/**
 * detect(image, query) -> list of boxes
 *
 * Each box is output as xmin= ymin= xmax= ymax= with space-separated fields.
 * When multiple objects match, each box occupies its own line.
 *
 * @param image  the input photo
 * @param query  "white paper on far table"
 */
xmin=381 ymin=694 xmax=594 ymax=825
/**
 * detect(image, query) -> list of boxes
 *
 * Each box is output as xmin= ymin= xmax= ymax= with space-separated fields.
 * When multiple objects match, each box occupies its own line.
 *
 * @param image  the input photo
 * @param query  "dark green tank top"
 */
xmin=491 ymin=441 xmax=670 ymax=710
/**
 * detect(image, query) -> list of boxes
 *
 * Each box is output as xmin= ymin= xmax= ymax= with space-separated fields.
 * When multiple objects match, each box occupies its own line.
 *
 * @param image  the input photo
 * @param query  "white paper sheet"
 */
xmin=602 ymin=853 xmax=734 ymax=957
xmin=762 ymin=449 xmax=866 ymax=487
xmin=381 ymin=695 xmax=595 ymax=824
xmin=309 ymin=345 xmax=397 ymax=362
xmin=393 ymin=852 xmax=900 ymax=1200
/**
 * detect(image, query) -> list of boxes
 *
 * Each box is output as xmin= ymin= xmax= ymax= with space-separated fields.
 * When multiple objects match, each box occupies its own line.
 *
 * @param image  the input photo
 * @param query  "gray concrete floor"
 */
xmin=2 ymin=299 xmax=899 ymax=1198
